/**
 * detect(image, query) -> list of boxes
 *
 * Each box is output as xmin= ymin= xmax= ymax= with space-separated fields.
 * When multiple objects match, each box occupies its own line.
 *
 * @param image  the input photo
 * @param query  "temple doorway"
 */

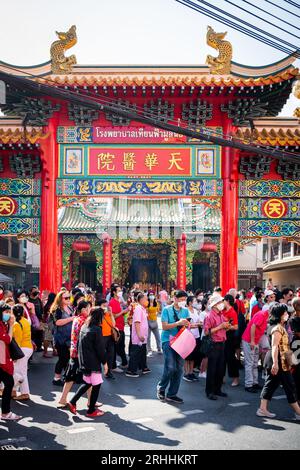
xmin=78 ymin=253 xmax=97 ymax=290
xmin=126 ymin=258 xmax=162 ymax=287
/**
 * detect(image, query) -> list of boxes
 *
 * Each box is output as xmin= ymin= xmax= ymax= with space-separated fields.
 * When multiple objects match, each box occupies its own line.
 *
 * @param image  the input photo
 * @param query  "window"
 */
xmin=0 ymin=237 xmax=9 ymax=256
xmin=295 ymin=244 xmax=300 ymax=257
xmin=11 ymin=241 xmax=19 ymax=259
xmin=270 ymin=240 xmax=279 ymax=261
xmin=262 ymin=241 xmax=268 ymax=263
xmin=282 ymin=241 xmax=292 ymax=258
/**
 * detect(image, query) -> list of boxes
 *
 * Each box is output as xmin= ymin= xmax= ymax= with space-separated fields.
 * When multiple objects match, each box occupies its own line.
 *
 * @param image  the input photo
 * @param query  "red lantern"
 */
xmin=200 ymin=242 xmax=217 ymax=253
xmin=72 ymin=238 xmax=91 ymax=256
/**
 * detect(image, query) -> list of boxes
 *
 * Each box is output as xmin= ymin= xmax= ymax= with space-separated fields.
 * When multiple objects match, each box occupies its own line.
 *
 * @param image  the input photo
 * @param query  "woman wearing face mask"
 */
xmin=109 ymin=285 xmax=129 ymax=374
xmin=147 ymin=292 xmax=162 ymax=356
xmin=12 ymin=304 xmax=33 ymax=401
xmin=257 ymin=304 xmax=300 ymax=420
xmin=0 ymin=301 xmax=21 ymax=420
xmin=51 ymin=291 xmax=75 ymax=386
xmin=223 ymin=295 xmax=240 ymax=387
xmin=100 ymin=298 xmax=117 ymax=380
xmin=183 ymin=296 xmax=202 ymax=382
xmin=204 ymin=294 xmax=230 ymax=400
xmin=126 ymin=293 xmax=150 ymax=377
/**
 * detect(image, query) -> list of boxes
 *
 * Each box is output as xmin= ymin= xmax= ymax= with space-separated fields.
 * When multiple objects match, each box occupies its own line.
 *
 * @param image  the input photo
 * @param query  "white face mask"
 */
xmin=178 ymin=301 xmax=186 ymax=309
xmin=20 ymin=296 xmax=28 ymax=304
xmin=149 ymin=295 xmax=155 ymax=301
xmin=192 ymin=302 xmax=198 ymax=308
xmin=117 ymin=292 xmax=123 ymax=298
xmin=217 ymin=303 xmax=225 ymax=311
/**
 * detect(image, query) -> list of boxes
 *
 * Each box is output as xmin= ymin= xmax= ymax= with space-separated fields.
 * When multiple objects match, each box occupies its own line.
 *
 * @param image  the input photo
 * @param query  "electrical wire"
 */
xmin=263 ymin=0 xmax=300 ymax=20
xmin=240 ymin=0 xmax=300 ymax=32
xmin=176 ymin=0 xmax=299 ymax=57
xmin=2 ymin=61 xmax=296 ymax=157
xmin=224 ymin=0 xmax=300 ymax=40
xmin=240 ymin=0 xmax=300 ymax=33
xmin=283 ymin=0 xmax=300 ymax=9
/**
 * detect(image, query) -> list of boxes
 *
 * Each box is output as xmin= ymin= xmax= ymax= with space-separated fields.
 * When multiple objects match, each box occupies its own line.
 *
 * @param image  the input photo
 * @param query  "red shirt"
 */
xmin=109 ymin=298 xmax=125 ymax=331
xmin=242 ymin=310 xmax=268 ymax=345
xmin=223 ymin=306 xmax=238 ymax=326
xmin=235 ymin=299 xmax=246 ymax=315
xmin=251 ymin=303 xmax=262 ymax=318
xmin=204 ymin=309 xmax=227 ymax=343
xmin=0 ymin=322 xmax=14 ymax=375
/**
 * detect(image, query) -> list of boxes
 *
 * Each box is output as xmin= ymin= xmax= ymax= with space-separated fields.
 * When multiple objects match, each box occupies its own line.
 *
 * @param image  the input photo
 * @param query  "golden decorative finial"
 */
xmin=206 ymin=25 xmax=232 ymax=75
xmin=293 ymin=80 xmax=300 ymax=99
xmin=294 ymin=107 xmax=300 ymax=119
xmin=50 ymin=25 xmax=77 ymax=74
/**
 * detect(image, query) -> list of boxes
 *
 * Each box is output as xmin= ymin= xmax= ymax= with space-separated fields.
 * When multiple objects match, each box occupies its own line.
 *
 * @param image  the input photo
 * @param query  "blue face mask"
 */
xmin=2 ymin=313 xmax=10 ymax=323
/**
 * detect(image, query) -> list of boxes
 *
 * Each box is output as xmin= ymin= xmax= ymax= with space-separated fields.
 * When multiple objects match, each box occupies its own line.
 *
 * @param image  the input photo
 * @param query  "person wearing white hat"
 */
xmin=204 ymin=294 xmax=230 ymax=400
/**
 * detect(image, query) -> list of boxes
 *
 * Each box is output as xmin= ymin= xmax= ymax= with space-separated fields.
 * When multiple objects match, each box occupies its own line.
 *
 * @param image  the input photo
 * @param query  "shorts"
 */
xmin=83 ymin=372 xmax=103 ymax=386
xmin=185 ymin=337 xmax=201 ymax=362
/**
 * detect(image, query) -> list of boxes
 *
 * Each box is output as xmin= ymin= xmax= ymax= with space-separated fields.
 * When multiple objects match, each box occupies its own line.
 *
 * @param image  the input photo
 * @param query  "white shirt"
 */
xmin=199 ymin=310 xmax=208 ymax=339
xmin=188 ymin=308 xmax=201 ymax=339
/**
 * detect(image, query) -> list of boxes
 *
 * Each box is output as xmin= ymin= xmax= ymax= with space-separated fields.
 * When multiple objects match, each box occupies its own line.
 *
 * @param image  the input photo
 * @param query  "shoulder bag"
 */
xmin=103 ymin=316 xmax=120 ymax=343
xmin=9 ymin=338 xmax=25 ymax=361
xmin=200 ymin=332 xmax=214 ymax=356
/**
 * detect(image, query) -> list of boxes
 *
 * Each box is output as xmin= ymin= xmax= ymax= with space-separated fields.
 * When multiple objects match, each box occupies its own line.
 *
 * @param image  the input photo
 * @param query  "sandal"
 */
xmin=1 ymin=412 xmax=22 ymax=421
xmin=66 ymin=402 xmax=77 ymax=415
xmin=87 ymin=409 xmax=105 ymax=417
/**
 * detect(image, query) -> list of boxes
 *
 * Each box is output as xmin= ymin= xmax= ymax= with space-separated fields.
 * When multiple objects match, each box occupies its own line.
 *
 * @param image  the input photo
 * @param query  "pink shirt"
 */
xmin=242 ymin=310 xmax=269 ymax=345
xmin=204 ymin=309 xmax=227 ymax=343
xmin=132 ymin=305 xmax=149 ymax=345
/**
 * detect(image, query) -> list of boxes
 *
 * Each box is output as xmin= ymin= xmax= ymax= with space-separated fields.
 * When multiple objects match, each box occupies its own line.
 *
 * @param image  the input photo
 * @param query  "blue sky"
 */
xmin=1 ymin=0 xmax=299 ymax=115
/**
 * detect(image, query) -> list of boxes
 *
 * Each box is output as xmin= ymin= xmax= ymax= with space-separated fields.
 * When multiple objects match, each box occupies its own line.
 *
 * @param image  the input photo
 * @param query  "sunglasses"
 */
xmin=63 ymin=296 xmax=70 ymax=300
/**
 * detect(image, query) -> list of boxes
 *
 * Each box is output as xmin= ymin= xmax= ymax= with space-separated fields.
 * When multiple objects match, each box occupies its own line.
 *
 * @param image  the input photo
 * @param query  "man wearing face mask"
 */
xmin=157 ymin=290 xmax=189 ymax=404
xmin=29 ymin=286 xmax=44 ymax=352
xmin=204 ymin=294 xmax=230 ymax=400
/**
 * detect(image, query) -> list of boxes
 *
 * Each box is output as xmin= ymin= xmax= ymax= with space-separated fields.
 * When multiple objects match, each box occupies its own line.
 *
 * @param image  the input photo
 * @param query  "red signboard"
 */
xmin=262 ymin=199 xmax=288 ymax=219
xmin=88 ymin=147 xmax=192 ymax=176
xmin=0 ymin=196 xmax=17 ymax=216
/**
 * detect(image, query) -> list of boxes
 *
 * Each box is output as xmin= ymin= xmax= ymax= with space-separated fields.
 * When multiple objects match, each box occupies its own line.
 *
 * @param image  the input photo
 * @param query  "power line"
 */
xmin=0 ymin=69 xmax=299 ymax=163
xmin=240 ymin=0 xmax=300 ymax=33
xmin=283 ymin=0 xmax=300 ymax=9
xmin=176 ymin=0 xmax=299 ymax=57
xmin=263 ymin=0 xmax=300 ymax=20
xmin=225 ymin=0 xmax=300 ymax=39
xmin=194 ymin=0 xmax=299 ymax=51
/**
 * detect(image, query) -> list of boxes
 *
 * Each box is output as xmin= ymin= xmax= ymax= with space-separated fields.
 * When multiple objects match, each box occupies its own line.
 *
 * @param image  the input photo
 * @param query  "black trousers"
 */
xmin=128 ymin=344 xmax=147 ymax=373
xmin=224 ymin=333 xmax=240 ymax=379
xmin=55 ymin=343 xmax=70 ymax=375
xmin=113 ymin=330 xmax=128 ymax=368
xmin=206 ymin=342 xmax=225 ymax=396
xmin=292 ymin=365 xmax=300 ymax=401
xmin=32 ymin=328 xmax=43 ymax=350
xmin=0 ymin=368 xmax=14 ymax=414
xmin=103 ymin=335 xmax=115 ymax=371
xmin=261 ymin=369 xmax=297 ymax=404
xmin=70 ymin=382 xmax=101 ymax=414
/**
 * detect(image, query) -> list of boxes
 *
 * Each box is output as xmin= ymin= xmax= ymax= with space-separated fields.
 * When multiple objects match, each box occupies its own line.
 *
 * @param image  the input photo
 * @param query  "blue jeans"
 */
xmin=158 ymin=342 xmax=184 ymax=397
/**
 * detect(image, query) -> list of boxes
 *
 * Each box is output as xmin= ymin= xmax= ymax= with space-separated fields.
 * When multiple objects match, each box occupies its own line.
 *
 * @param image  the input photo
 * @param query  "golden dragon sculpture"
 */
xmin=206 ymin=25 xmax=232 ymax=75
xmin=50 ymin=25 xmax=77 ymax=74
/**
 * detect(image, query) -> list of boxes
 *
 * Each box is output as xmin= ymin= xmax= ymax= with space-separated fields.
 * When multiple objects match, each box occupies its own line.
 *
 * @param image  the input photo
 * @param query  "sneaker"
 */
xmin=157 ymin=388 xmax=165 ymax=401
xmin=52 ymin=379 xmax=64 ymax=386
xmin=245 ymin=386 xmax=257 ymax=393
xmin=112 ymin=367 xmax=124 ymax=373
xmin=142 ymin=368 xmax=151 ymax=374
xmin=207 ymin=393 xmax=218 ymax=400
xmin=193 ymin=368 xmax=200 ymax=373
xmin=105 ymin=372 xmax=116 ymax=380
xmin=198 ymin=372 xmax=207 ymax=379
xmin=183 ymin=374 xmax=194 ymax=382
xmin=215 ymin=391 xmax=228 ymax=398
xmin=294 ymin=413 xmax=300 ymax=421
xmin=191 ymin=373 xmax=199 ymax=382
xmin=147 ymin=351 xmax=153 ymax=357
xmin=125 ymin=371 xmax=139 ymax=378
xmin=166 ymin=396 xmax=184 ymax=404
xmin=256 ymin=408 xmax=276 ymax=418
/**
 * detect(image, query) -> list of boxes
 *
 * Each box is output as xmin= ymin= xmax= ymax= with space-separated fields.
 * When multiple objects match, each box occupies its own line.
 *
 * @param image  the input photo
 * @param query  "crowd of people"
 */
xmin=0 ymin=282 xmax=300 ymax=421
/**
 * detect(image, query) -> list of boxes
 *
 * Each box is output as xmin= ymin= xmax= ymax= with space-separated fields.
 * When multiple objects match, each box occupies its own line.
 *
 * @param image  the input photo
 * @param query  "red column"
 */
xmin=57 ymin=234 xmax=63 ymax=289
xmin=177 ymin=233 xmax=187 ymax=290
xmin=102 ymin=235 xmax=112 ymax=295
xmin=220 ymin=121 xmax=239 ymax=294
xmin=39 ymin=117 xmax=59 ymax=293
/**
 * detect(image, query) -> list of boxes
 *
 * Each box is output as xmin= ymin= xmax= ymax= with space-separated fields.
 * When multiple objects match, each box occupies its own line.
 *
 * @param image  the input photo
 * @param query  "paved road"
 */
xmin=1 ymin=326 xmax=299 ymax=450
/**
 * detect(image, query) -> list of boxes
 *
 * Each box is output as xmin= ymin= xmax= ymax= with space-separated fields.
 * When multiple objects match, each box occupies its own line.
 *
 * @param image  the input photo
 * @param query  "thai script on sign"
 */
xmin=94 ymin=126 xmax=186 ymax=143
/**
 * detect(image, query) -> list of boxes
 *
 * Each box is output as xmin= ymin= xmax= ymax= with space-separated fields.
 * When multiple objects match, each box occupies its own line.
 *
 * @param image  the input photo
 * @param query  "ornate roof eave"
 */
xmin=0 ymin=55 xmax=298 ymax=88
xmin=235 ymin=124 xmax=300 ymax=147
xmin=0 ymin=127 xmax=49 ymax=144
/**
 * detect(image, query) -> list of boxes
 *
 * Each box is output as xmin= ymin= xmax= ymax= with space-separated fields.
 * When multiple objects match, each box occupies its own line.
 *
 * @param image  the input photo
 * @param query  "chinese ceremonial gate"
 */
xmin=0 ymin=26 xmax=299 ymax=293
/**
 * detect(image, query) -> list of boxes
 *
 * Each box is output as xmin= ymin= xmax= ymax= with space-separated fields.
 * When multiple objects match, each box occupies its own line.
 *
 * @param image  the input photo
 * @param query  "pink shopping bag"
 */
xmin=170 ymin=327 xmax=196 ymax=359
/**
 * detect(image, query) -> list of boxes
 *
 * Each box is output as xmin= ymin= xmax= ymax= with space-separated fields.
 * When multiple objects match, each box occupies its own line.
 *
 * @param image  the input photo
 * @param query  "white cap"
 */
xmin=264 ymin=289 xmax=274 ymax=297
xmin=262 ymin=301 xmax=276 ymax=312
xmin=209 ymin=294 xmax=224 ymax=308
